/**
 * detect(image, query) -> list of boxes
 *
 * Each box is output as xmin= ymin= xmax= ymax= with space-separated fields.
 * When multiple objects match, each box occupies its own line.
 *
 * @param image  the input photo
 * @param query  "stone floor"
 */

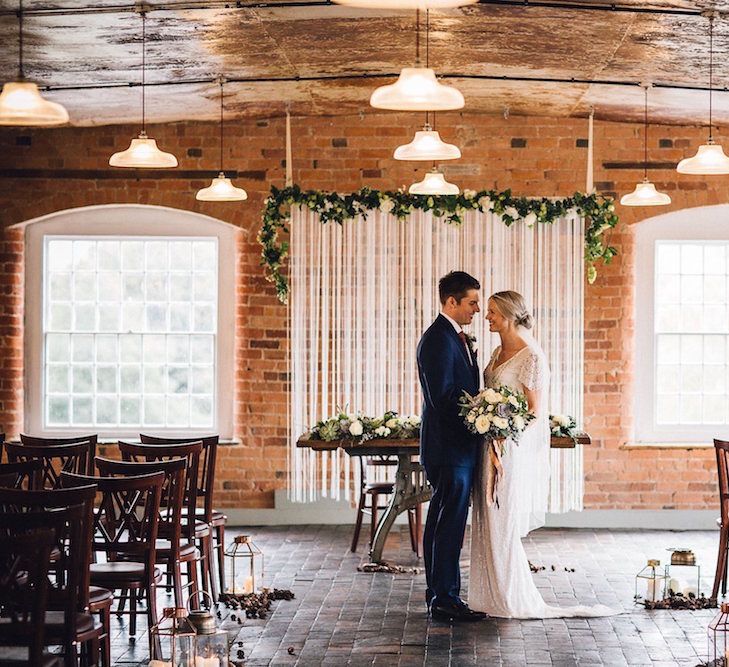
xmin=110 ymin=526 xmax=722 ymax=666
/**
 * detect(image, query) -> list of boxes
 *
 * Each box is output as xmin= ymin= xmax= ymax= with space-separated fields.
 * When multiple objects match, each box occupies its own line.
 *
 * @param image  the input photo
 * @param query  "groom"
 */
xmin=417 ymin=271 xmax=487 ymax=622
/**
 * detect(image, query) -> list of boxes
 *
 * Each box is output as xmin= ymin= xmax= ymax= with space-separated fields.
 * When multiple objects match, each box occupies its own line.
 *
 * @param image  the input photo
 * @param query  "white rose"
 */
xmin=504 ymin=206 xmax=519 ymax=220
xmin=349 ymin=420 xmax=363 ymax=436
xmin=463 ymin=189 xmax=477 ymax=199
xmin=523 ymin=212 xmax=537 ymax=227
xmin=467 ymin=412 xmax=476 ymax=423
xmin=478 ymin=196 xmax=494 ymax=212
xmin=491 ymin=416 xmax=508 ymax=430
xmin=513 ymin=415 xmax=525 ymax=431
xmin=475 ymin=414 xmax=491 ymax=434
xmin=484 ymin=388 xmax=502 ymax=404
xmin=380 ymin=198 xmax=395 ymax=214
xmin=558 ymin=415 xmax=570 ymax=427
xmin=487 ymin=405 xmax=494 ymax=412
xmin=374 ymin=426 xmax=391 ymax=437
xmin=508 ymin=395 xmax=519 ymax=408
xmin=385 ymin=418 xmax=399 ymax=429
xmin=408 ymin=415 xmax=421 ymax=426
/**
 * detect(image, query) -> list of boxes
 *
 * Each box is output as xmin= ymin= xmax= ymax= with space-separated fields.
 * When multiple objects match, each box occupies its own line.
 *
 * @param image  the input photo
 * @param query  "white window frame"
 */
xmin=635 ymin=204 xmax=729 ymax=443
xmin=20 ymin=204 xmax=238 ymax=439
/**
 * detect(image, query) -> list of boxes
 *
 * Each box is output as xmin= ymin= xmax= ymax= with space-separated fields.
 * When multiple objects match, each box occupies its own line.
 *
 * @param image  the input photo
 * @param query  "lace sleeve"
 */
xmin=517 ymin=351 xmax=546 ymax=391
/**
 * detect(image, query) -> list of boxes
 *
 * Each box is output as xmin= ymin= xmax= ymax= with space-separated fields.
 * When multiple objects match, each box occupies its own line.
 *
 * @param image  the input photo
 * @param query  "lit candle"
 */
xmin=243 ymin=576 xmax=254 ymax=594
xmin=195 ymin=658 xmax=220 ymax=667
xmin=668 ymin=578 xmax=683 ymax=595
xmin=646 ymin=578 xmax=663 ymax=602
xmin=682 ymin=585 xmax=698 ymax=598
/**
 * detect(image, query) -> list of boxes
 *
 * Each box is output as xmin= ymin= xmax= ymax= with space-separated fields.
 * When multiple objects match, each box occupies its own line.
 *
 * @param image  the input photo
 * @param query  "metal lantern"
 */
xmin=635 ymin=559 xmax=668 ymax=604
xmin=225 ymin=535 xmax=264 ymax=595
xmin=708 ymin=602 xmax=729 ymax=665
xmin=187 ymin=592 xmax=229 ymax=667
xmin=148 ymin=607 xmax=196 ymax=667
xmin=665 ymin=548 xmax=702 ymax=598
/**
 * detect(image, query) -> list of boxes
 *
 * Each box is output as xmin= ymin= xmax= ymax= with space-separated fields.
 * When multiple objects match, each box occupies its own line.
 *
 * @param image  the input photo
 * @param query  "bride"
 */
xmin=469 ymin=290 xmax=617 ymax=619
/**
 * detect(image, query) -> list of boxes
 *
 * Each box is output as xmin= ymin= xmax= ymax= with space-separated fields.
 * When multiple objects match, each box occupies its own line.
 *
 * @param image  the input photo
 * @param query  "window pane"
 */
xmin=43 ymin=236 xmax=218 ymax=430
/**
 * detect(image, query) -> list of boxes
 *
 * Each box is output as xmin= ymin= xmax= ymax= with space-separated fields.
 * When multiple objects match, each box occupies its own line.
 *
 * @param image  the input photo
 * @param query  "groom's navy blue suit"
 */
xmin=417 ymin=314 xmax=481 ymax=610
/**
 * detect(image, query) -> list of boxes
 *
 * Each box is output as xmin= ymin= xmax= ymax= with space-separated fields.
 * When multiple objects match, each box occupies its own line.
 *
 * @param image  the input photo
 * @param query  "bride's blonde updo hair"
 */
xmin=490 ymin=290 xmax=534 ymax=329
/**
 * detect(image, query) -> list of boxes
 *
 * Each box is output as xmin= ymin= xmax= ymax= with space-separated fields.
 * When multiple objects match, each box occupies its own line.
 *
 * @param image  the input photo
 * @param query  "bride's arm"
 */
xmin=523 ymin=386 xmax=543 ymax=418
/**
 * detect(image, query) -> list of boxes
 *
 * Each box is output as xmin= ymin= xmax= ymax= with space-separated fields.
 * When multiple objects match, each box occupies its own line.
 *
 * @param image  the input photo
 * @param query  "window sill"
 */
xmin=621 ymin=441 xmax=713 ymax=450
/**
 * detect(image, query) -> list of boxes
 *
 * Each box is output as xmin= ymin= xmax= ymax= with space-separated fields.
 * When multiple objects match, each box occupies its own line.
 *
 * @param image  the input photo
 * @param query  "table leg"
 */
xmin=369 ymin=454 xmax=432 ymax=563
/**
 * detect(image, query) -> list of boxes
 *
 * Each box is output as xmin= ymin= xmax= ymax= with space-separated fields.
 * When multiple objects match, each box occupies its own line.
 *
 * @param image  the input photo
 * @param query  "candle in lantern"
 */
xmin=244 ymin=576 xmax=254 ymax=594
xmin=195 ymin=658 xmax=221 ymax=667
xmin=682 ymin=585 xmax=698 ymax=598
xmin=668 ymin=578 xmax=683 ymax=595
xmin=148 ymin=661 xmax=172 ymax=667
xmin=646 ymin=577 xmax=664 ymax=602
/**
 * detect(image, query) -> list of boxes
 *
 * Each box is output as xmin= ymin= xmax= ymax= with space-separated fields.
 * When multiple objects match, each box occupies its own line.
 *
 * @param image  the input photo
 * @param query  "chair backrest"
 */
xmin=716 ymin=439 xmax=729 ymax=519
xmin=139 ymin=434 xmax=219 ymax=520
xmin=60 ymin=470 xmax=164 ymax=579
xmin=0 ymin=460 xmax=43 ymax=489
xmin=94 ymin=456 xmax=186 ymax=555
xmin=0 ymin=526 xmax=56 ymax=665
xmin=0 ymin=485 xmax=97 ymax=642
xmin=20 ymin=434 xmax=98 ymax=475
xmin=5 ymin=442 xmax=91 ymax=489
xmin=118 ymin=440 xmax=203 ymax=540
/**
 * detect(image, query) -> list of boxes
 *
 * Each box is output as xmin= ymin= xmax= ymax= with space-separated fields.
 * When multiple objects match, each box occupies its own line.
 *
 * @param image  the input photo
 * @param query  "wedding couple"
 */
xmin=417 ymin=271 xmax=616 ymax=622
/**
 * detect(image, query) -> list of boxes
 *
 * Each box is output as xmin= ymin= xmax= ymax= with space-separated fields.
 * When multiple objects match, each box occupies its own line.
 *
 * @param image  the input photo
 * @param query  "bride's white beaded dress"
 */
xmin=469 ymin=343 xmax=618 ymax=619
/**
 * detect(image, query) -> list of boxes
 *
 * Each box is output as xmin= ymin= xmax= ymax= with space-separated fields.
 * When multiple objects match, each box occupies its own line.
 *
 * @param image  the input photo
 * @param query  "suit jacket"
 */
xmin=417 ymin=314 xmax=481 ymax=469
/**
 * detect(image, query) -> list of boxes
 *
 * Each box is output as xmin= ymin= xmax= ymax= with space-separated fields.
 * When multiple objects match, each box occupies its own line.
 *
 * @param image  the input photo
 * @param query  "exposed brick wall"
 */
xmin=0 ymin=112 xmax=724 ymax=509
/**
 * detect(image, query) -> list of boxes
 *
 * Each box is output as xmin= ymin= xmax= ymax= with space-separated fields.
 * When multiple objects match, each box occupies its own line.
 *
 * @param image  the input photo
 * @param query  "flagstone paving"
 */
xmin=111 ymin=526 xmax=719 ymax=666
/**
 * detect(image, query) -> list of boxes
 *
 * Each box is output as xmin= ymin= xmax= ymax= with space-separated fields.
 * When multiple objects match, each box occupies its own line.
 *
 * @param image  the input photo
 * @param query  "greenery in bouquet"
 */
xmin=307 ymin=409 xmax=420 ymax=444
xmin=549 ymin=414 xmax=578 ymax=441
xmin=459 ymin=386 xmax=535 ymax=451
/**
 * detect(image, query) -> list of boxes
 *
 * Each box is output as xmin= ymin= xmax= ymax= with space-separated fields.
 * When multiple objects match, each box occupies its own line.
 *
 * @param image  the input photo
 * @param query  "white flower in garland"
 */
xmin=349 ymin=420 xmax=364 ymax=437
xmin=463 ymin=189 xmax=477 ymax=199
xmin=523 ymin=212 xmax=537 ymax=227
xmin=504 ymin=205 xmax=519 ymax=219
xmin=380 ymin=197 xmax=395 ymax=214
xmin=478 ymin=196 xmax=494 ymax=212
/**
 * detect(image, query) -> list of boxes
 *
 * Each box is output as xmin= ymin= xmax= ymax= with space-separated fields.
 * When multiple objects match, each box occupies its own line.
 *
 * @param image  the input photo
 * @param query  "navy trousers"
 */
xmin=423 ymin=464 xmax=474 ymax=608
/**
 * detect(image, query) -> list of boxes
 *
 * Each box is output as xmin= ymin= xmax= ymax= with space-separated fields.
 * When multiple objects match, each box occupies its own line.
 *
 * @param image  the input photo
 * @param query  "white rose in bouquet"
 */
xmin=385 ymin=418 xmax=399 ymax=429
xmin=513 ymin=414 xmax=525 ymax=431
xmin=349 ymin=420 xmax=363 ymax=437
xmin=374 ymin=426 xmax=391 ymax=438
xmin=407 ymin=415 xmax=421 ymax=426
xmin=483 ymin=388 xmax=502 ymax=404
xmin=507 ymin=395 xmax=519 ymax=408
xmin=475 ymin=414 xmax=491 ymax=434
xmin=491 ymin=416 xmax=508 ymax=430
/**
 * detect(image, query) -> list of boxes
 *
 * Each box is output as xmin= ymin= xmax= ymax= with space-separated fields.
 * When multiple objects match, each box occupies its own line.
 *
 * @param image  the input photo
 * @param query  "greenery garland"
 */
xmin=258 ymin=185 xmax=620 ymax=304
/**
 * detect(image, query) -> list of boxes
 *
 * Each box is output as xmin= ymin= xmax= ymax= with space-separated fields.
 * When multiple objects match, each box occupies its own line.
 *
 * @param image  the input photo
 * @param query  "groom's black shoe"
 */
xmin=430 ymin=602 xmax=488 ymax=622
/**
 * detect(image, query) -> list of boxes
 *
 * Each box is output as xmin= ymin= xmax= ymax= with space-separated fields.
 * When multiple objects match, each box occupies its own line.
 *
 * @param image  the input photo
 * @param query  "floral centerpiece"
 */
xmin=306 ymin=409 xmax=420 ymax=445
xmin=459 ymin=386 xmax=535 ymax=452
xmin=549 ymin=414 xmax=579 ymax=441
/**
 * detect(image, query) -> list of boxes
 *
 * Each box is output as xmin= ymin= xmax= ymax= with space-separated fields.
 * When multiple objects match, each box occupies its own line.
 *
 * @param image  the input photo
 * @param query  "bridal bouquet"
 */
xmin=459 ymin=386 xmax=535 ymax=452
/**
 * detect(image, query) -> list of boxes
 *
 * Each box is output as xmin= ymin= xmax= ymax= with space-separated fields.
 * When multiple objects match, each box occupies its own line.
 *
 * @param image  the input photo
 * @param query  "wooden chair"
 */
xmin=118 ymin=440 xmax=212 ymax=603
xmin=351 ymin=456 xmax=422 ymax=556
xmin=60 ymin=469 xmax=164 ymax=656
xmin=0 ymin=460 xmax=43 ymax=489
xmin=94 ymin=456 xmax=198 ymax=610
xmin=712 ymin=438 xmax=729 ymax=600
xmin=0 ymin=485 xmax=100 ymax=667
xmin=5 ymin=442 xmax=91 ymax=489
xmin=0 ymin=526 xmax=60 ymax=667
xmin=20 ymin=435 xmax=98 ymax=475
xmin=139 ymin=433 xmax=226 ymax=598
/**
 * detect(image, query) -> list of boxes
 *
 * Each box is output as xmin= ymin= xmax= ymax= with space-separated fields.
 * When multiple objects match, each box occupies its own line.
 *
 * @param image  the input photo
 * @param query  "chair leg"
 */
xmin=723 ymin=544 xmax=729 ymax=598
xmin=199 ymin=535 xmax=212 ymax=599
xmin=187 ymin=556 xmax=200 ymax=609
xmin=351 ymin=491 xmax=367 ymax=552
xmin=207 ymin=531 xmax=218 ymax=602
xmin=713 ymin=523 xmax=729 ymax=600
xmin=215 ymin=522 xmax=226 ymax=595
xmin=415 ymin=503 xmax=422 ymax=558
xmin=129 ymin=586 xmax=137 ymax=637
xmin=173 ymin=560 xmax=184 ymax=609
xmin=146 ymin=582 xmax=160 ymax=659
xmin=116 ymin=588 xmax=127 ymax=615
xmin=101 ymin=603 xmax=111 ymax=667
xmin=370 ymin=493 xmax=379 ymax=549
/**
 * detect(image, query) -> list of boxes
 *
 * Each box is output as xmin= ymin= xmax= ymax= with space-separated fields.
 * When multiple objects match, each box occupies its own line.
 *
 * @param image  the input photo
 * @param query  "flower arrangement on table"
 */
xmin=306 ymin=409 xmax=421 ymax=445
xmin=459 ymin=385 xmax=535 ymax=507
xmin=549 ymin=413 xmax=579 ymax=442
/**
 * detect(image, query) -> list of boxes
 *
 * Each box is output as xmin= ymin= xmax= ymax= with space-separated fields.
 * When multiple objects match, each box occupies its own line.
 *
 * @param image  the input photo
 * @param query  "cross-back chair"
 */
xmin=0 ymin=485 xmax=100 ymax=667
xmin=5 ymin=442 xmax=91 ymax=489
xmin=0 ymin=526 xmax=59 ymax=667
xmin=60 ymin=469 xmax=164 ymax=656
xmin=117 ymin=440 xmax=211 ymax=599
xmin=139 ymin=433 xmax=225 ymax=597
xmin=20 ymin=434 xmax=98 ymax=475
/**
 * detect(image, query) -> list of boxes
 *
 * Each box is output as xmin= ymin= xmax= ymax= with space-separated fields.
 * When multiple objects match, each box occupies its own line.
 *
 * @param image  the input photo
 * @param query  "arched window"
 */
xmin=18 ymin=204 xmax=238 ymax=438
xmin=635 ymin=204 xmax=729 ymax=443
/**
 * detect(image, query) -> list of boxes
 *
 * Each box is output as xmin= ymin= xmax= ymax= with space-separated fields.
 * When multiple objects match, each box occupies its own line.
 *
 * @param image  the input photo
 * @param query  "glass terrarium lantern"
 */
xmin=188 ymin=593 xmax=229 ymax=667
xmin=225 ymin=535 xmax=264 ymax=595
xmin=665 ymin=548 xmax=701 ymax=598
xmin=148 ymin=607 xmax=196 ymax=667
xmin=635 ymin=559 xmax=668 ymax=604
xmin=708 ymin=602 xmax=729 ymax=665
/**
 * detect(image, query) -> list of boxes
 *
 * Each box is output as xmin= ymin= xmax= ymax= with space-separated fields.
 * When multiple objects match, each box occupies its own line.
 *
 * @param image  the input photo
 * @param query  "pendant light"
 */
xmin=409 ymin=167 xmax=459 ymax=194
xmin=394 ymin=122 xmax=461 ymax=160
xmin=196 ymin=78 xmax=248 ymax=202
xmin=620 ymin=84 xmax=671 ymax=207
xmin=333 ymin=0 xmax=476 ymax=7
xmin=676 ymin=12 xmax=729 ymax=174
xmin=0 ymin=0 xmax=69 ymax=126
xmin=370 ymin=9 xmax=464 ymax=111
xmin=109 ymin=10 xmax=177 ymax=169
